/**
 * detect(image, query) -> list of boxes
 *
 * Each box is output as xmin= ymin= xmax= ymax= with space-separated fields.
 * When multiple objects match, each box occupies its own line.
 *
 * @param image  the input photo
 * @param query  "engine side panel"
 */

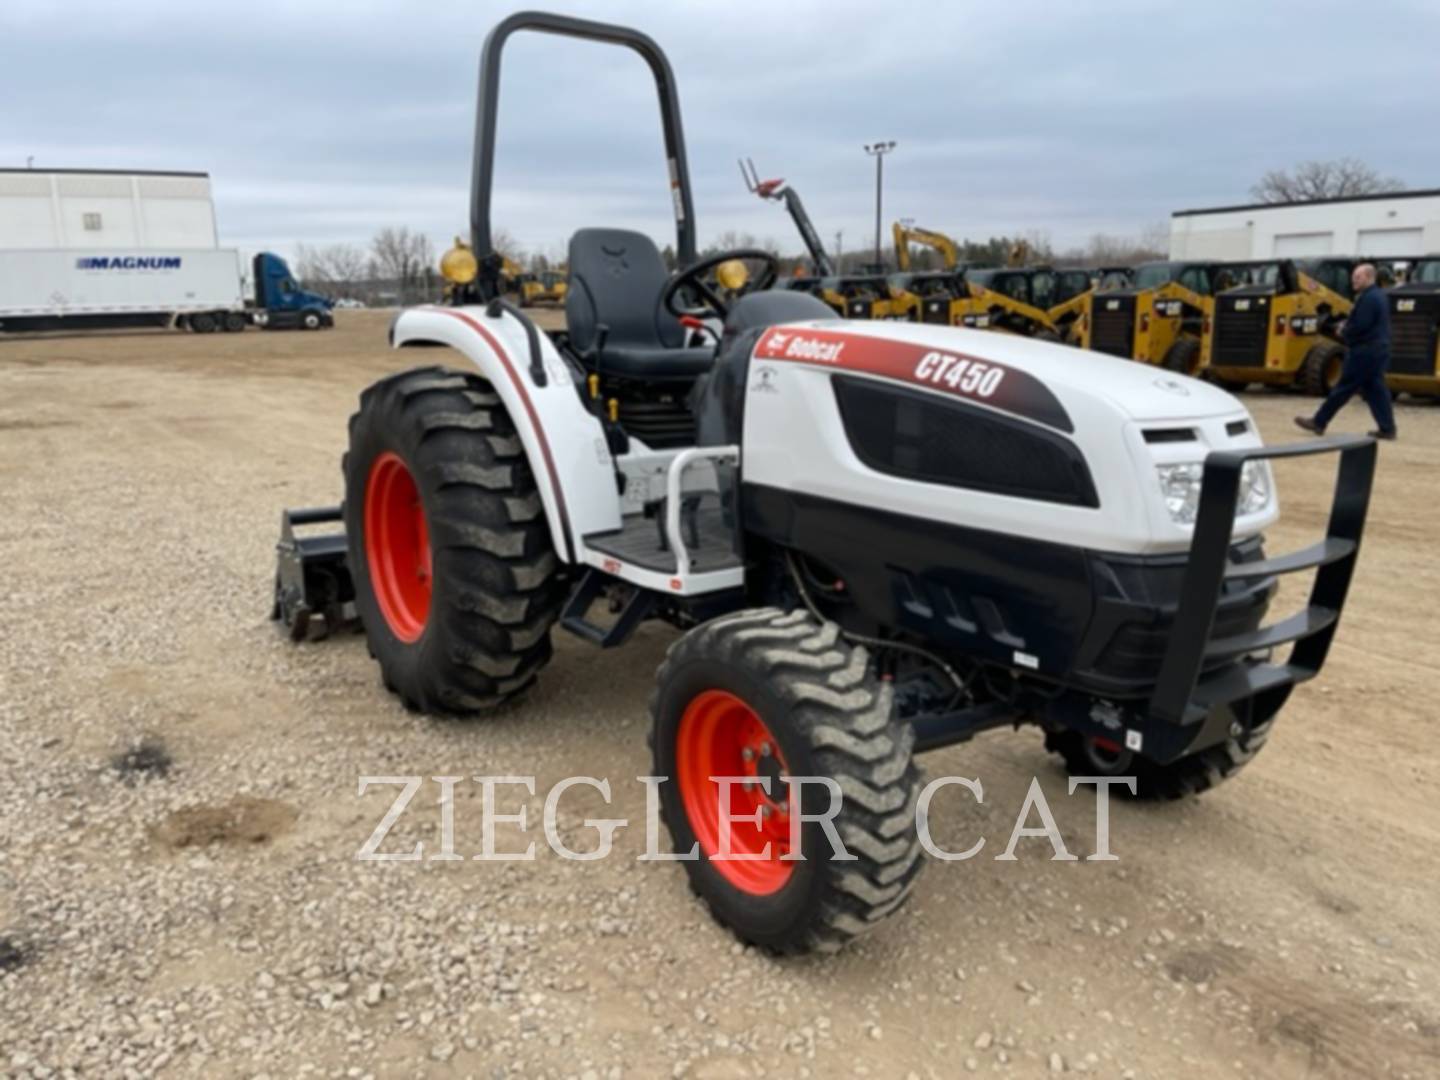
xmin=744 ymin=483 xmax=1095 ymax=679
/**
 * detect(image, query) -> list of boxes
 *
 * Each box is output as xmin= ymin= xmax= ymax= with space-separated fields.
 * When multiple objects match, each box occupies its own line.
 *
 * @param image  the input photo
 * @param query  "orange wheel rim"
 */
xmin=363 ymin=451 xmax=432 ymax=642
xmin=676 ymin=690 xmax=795 ymax=895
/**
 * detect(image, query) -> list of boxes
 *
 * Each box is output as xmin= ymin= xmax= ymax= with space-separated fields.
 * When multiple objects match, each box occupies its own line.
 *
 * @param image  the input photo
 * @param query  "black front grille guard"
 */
xmin=1149 ymin=434 xmax=1377 ymax=730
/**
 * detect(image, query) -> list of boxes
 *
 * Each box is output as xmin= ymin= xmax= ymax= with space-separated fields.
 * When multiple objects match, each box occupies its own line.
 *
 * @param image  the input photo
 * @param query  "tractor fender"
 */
xmin=390 ymin=305 xmax=622 ymax=563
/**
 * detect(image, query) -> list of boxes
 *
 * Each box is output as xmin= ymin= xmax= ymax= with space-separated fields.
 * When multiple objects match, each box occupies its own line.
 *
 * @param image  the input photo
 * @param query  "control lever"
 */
xmin=679 ymin=314 xmax=717 ymax=345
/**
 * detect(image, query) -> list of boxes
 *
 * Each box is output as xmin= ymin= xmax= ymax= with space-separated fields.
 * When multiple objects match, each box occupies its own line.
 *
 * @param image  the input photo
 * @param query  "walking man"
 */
xmin=1295 ymin=263 xmax=1397 ymax=440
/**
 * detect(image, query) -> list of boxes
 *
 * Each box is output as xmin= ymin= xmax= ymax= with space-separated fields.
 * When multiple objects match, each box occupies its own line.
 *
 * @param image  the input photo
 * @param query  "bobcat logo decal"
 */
xmin=600 ymin=244 xmax=630 ymax=278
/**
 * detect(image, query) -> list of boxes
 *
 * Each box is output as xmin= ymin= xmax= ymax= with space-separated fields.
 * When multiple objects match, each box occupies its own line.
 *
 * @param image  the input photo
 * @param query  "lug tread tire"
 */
xmin=1162 ymin=336 xmax=1201 ymax=376
xmin=1302 ymin=342 xmax=1345 ymax=397
xmin=649 ymin=608 xmax=926 ymax=955
xmin=1046 ymin=717 xmax=1274 ymax=800
xmin=343 ymin=365 xmax=562 ymax=714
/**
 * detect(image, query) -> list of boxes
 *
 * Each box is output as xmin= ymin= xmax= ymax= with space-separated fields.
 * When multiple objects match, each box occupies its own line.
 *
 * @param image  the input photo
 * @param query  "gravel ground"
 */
xmin=1 ymin=311 xmax=1438 ymax=1078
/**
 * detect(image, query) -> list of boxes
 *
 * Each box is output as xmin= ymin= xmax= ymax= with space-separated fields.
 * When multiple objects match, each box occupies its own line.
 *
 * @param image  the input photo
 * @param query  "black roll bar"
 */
xmin=470 ymin=11 xmax=697 ymax=297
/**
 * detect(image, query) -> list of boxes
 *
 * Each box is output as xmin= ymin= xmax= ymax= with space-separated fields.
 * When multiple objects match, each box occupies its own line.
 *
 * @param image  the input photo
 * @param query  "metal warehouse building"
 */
xmin=1169 ymin=189 xmax=1440 ymax=261
xmin=0 ymin=168 xmax=219 ymax=251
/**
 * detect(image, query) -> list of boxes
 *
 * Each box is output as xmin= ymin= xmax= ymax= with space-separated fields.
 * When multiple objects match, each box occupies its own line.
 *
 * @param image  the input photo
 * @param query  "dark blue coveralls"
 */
xmin=1312 ymin=284 xmax=1396 ymax=435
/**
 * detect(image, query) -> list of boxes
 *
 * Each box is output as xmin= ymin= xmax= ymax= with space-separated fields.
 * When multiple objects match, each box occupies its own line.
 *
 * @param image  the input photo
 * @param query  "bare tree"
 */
xmin=490 ymin=227 xmax=522 ymax=262
xmin=371 ymin=227 xmax=436 ymax=304
xmin=295 ymin=243 xmax=369 ymax=292
xmin=1016 ymin=229 xmax=1054 ymax=265
xmin=1039 ymin=222 xmax=1168 ymax=269
xmin=1251 ymin=158 xmax=1405 ymax=204
xmin=701 ymin=229 xmax=776 ymax=258
xmin=1137 ymin=221 xmax=1169 ymax=258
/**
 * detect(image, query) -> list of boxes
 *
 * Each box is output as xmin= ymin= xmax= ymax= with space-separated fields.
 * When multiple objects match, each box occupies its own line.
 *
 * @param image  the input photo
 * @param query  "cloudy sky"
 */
xmin=4 ymin=0 xmax=1437 ymax=262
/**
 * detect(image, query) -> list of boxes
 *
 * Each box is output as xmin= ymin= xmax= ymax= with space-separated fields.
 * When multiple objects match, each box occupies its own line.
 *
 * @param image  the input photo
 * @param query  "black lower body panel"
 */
xmin=740 ymin=484 xmax=1272 ymax=700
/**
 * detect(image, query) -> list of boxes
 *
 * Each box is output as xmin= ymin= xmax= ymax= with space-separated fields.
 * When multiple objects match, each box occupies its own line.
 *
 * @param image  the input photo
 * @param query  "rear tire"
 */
xmin=1302 ymin=341 xmax=1345 ymax=396
xmin=1161 ymin=336 xmax=1202 ymax=376
xmin=650 ymin=608 xmax=925 ymax=954
xmin=343 ymin=366 xmax=562 ymax=714
xmin=1045 ymin=719 xmax=1274 ymax=800
xmin=223 ymin=312 xmax=247 ymax=333
xmin=191 ymin=312 xmax=218 ymax=334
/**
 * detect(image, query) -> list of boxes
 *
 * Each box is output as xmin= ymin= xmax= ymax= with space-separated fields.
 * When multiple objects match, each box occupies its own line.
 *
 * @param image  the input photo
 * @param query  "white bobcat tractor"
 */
xmin=274 ymin=12 xmax=1377 ymax=954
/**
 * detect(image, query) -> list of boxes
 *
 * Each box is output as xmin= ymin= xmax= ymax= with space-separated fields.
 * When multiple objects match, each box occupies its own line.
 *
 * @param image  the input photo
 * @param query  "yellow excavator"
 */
xmin=891 ymin=223 xmax=1059 ymax=338
xmin=488 ymin=252 xmax=569 ymax=308
xmin=499 ymin=254 xmax=526 ymax=296
xmin=518 ymin=267 xmax=568 ymax=307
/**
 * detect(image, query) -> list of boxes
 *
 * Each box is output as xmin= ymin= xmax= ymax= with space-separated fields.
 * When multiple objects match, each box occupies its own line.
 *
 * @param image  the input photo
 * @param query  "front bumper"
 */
xmin=1060 ymin=434 xmax=1376 ymax=763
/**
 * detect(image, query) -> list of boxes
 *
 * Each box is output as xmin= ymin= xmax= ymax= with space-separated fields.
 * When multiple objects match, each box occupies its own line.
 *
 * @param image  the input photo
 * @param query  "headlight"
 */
xmin=1156 ymin=461 xmax=1273 ymax=525
xmin=1156 ymin=463 xmax=1204 ymax=524
xmin=1237 ymin=460 xmax=1271 ymax=516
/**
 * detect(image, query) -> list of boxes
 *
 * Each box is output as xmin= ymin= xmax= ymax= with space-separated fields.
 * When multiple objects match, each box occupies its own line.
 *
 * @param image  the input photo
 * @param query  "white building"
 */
xmin=0 ymin=168 xmax=219 ymax=251
xmin=1169 ymin=189 xmax=1440 ymax=261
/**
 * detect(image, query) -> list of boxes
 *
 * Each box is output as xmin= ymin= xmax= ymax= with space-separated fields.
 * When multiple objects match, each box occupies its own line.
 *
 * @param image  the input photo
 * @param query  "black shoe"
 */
xmin=1294 ymin=416 xmax=1324 ymax=434
xmin=1368 ymin=429 xmax=1397 ymax=441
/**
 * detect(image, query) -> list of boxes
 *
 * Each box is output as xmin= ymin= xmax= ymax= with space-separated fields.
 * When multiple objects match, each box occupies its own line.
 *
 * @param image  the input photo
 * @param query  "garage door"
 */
xmin=1357 ymin=227 xmax=1423 ymax=256
xmin=1274 ymin=232 xmax=1334 ymax=257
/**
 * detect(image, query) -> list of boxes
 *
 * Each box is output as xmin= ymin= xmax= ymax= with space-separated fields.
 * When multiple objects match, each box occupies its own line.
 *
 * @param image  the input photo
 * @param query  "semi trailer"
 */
xmin=0 ymin=168 xmax=332 ymax=333
xmin=0 ymin=248 xmax=333 ymax=333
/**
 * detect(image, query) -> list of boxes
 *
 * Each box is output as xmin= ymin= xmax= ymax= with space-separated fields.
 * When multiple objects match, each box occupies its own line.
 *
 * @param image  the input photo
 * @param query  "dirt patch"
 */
xmin=1165 ymin=945 xmax=1246 ymax=985
xmin=0 ymin=935 xmax=28 ymax=973
xmin=110 ymin=736 xmax=173 ymax=782
xmin=150 ymin=797 xmax=298 ymax=850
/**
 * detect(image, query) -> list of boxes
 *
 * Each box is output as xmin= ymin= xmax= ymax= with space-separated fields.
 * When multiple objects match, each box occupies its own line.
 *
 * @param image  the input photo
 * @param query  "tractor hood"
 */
xmin=747 ymin=319 xmax=1272 ymax=559
xmin=771 ymin=320 xmax=1246 ymax=425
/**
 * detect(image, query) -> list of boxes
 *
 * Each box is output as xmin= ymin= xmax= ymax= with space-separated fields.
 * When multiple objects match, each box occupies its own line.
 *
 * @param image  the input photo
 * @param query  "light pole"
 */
xmin=863 ymin=141 xmax=896 ymax=270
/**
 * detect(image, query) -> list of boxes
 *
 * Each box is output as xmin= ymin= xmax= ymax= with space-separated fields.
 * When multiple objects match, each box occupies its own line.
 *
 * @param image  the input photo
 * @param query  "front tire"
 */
xmin=343 ymin=367 xmax=562 ymax=714
xmin=301 ymin=310 xmax=323 ymax=330
xmin=1046 ymin=718 xmax=1274 ymax=800
xmin=650 ymin=608 xmax=925 ymax=954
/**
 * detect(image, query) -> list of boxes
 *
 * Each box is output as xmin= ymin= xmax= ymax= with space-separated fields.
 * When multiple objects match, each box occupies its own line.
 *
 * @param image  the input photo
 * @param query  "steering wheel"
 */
xmin=661 ymin=248 xmax=780 ymax=322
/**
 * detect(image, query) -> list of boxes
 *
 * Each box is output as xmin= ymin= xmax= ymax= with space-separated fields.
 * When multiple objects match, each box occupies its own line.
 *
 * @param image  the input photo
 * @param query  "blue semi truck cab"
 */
xmin=253 ymin=252 xmax=334 ymax=330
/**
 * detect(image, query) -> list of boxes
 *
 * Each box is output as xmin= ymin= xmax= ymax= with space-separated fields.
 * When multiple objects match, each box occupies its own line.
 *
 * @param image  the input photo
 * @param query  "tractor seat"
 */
xmin=565 ymin=228 xmax=714 ymax=380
